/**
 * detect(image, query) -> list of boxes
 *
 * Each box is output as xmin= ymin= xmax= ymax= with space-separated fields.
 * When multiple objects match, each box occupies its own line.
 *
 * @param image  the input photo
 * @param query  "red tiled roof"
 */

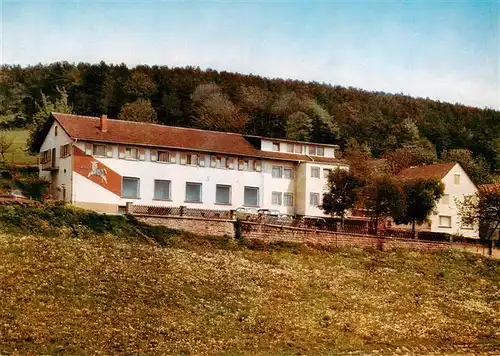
xmin=478 ymin=182 xmax=500 ymax=193
xmin=398 ymin=162 xmax=457 ymax=180
xmin=51 ymin=113 xmax=344 ymax=164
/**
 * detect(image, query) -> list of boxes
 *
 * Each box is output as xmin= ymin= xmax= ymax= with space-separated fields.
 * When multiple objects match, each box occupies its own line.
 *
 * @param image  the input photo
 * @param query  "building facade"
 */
xmin=398 ymin=162 xmax=479 ymax=238
xmin=37 ymin=113 xmax=346 ymax=216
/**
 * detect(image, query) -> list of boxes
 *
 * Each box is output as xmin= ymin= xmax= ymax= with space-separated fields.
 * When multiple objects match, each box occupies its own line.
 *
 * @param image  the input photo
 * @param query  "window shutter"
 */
xmin=238 ymin=159 xmax=244 ymax=170
xmin=198 ymin=154 xmax=205 ymax=167
xmin=255 ymin=161 xmax=262 ymax=172
xmin=170 ymin=153 xmax=177 ymax=163
xmin=85 ymin=143 xmax=92 ymax=155
xmin=210 ymin=156 xmax=216 ymax=168
xmin=139 ymin=148 xmax=146 ymax=161
xmin=227 ymin=158 xmax=234 ymax=169
xmin=118 ymin=146 xmax=125 ymax=159
xmin=180 ymin=153 xmax=187 ymax=165
xmin=106 ymin=145 xmax=113 ymax=158
xmin=150 ymin=150 xmax=157 ymax=161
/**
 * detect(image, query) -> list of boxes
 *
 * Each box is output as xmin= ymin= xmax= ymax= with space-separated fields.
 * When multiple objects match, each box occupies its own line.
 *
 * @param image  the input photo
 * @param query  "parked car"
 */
xmin=299 ymin=217 xmax=327 ymax=229
xmin=257 ymin=208 xmax=281 ymax=216
xmin=235 ymin=207 xmax=259 ymax=220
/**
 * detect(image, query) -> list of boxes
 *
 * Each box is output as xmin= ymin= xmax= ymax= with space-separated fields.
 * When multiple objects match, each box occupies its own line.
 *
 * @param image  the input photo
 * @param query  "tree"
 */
xmin=343 ymin=138 xmax=373 ymax=184
xmin=395 ymin=178 xmax=445 ymax=233
xmin=0 ymin=131 xmax=14 ymax=163
xmin=27 ymin=88 xmax=72 ymax=153
xmin=362 ymin=175 xmax=405 ymax=234
xmin=383 ymin=143 xmax=437 ymax=175
xmin=118 ymin=99 xmax=157 ymax=123
xmin=441 ymin=149 xmax=492 ymax=185
xmin=458 ymin=184 xmax=500 ymax=255
xmin=285 ymin=111 xmax=312 ymax=141
xmin=124 ymin=70 xmax=156 ymax=99
xmin=321 ymin=168 xmax=363 ymax=227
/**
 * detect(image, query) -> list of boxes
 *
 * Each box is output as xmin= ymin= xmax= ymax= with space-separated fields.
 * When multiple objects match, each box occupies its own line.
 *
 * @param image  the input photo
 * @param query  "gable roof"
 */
xmin=43 ymin=113 xmax=343 ymax=164
xmin=398 ymin=162 xmax=457 ymax=181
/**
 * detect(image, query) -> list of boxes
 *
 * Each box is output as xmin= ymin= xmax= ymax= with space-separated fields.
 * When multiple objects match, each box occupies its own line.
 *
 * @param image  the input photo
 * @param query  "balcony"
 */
xmin=40 ymin=160 xmax=59 ymax=171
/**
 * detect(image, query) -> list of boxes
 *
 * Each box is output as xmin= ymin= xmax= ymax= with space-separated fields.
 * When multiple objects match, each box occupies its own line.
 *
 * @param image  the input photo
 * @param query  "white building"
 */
xmin=35 ymin=113 xmax=347 ymax=216
xmin=398 ymin=162 xmax=479 ymax=238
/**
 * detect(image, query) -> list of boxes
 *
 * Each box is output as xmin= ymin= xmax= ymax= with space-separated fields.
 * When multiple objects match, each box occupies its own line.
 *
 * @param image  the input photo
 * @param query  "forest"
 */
xmin=1 ymin=61 xmax=499 ymax=180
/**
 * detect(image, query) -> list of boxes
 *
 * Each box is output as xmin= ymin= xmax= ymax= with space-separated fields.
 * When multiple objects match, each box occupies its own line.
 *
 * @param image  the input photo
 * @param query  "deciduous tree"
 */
xmin=118 ymin=99 xmax=157 ymax=123
xmin=458 ymin=184 xmax=500 ymax=255
xmin=362 ymin=175 xmax=404 ymax=234
xmin=395 ymin=178 xmax=445 ymax=233
xmin=321 ymin=168 xmax=363 ymax=226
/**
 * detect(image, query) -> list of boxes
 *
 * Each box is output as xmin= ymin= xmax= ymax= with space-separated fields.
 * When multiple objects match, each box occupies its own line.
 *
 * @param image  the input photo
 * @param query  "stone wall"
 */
xmin=137 ymin=215 xmax=235 ymax=237
xmin=240 ymin=222 xmax=461 ymax=251
xmin=136 ymin=215 xmax=469 ymax=252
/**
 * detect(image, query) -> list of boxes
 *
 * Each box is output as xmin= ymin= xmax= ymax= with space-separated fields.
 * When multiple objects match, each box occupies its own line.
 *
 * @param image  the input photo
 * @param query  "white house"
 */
xmin=398 ymin=162 xmax=479 ymax=238
xmin=35 ymin=113 xmax=347 ymax=217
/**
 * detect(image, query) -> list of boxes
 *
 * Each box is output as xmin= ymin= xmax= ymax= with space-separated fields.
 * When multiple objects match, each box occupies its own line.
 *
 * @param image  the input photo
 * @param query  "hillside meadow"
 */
xmin=0 ymin=227 xmax=499 ymax=355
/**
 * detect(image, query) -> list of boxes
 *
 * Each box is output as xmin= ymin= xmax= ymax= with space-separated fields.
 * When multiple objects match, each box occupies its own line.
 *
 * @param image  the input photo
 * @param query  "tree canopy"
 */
xmin=1 ymin=61 xmax=499 ymax=174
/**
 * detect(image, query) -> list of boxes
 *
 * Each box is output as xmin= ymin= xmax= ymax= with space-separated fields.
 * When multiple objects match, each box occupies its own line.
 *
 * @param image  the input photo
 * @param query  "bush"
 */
xmin=14 ymin=177 xmax=50 ymax=200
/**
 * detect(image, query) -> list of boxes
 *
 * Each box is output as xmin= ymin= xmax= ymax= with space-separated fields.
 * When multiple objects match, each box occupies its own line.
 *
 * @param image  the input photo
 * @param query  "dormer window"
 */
xmin=294 ymin=145 xmax=302 ymax=154
xmin=286 ymin=144 xmax=294 ymax=153
xmin=272 ymin=142 xmax=280 ymax=151
xmin=317 ymin=147 xmax=324 ymax=156
xmin=308 ymin=146 xmax=316 ymax=155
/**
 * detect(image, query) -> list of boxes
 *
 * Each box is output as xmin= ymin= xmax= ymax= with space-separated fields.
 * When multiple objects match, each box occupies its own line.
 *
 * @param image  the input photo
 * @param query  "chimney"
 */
xmin=100 ymin=114 xmax=108 ymax=133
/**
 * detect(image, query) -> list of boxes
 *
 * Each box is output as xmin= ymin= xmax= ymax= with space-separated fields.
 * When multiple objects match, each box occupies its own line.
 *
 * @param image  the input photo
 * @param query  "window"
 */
xmin=240 ymin=159 xmax=255 ymax=171
xmin=244 ymin=186 xmax=259 ymax=206
xmin=316 ymin=147 xmax=324 ymax=156
xmin=454 ymin=174 xmax=460 ymax=185
xmin=93 ymin=144 xmax=106 ymax=157
xmin=272 ymin=166 xmax=283 ymax=178
xmin=286 ymin=144 xmax=294 ymax=153
xmin=226 ymin=158 xmax=234 ymax=169
xmin=272 ymin=142 xmax=280 ymax=151
xmin=185 ymin=182 xmax=202 ymax=203
xmin=441 ymin=194 xmax=450 ymax=205
xmin=60 ymin=144 xmax=70 ymax=158
xmin=122 ymin=177 xmax=140 ymax=199
xmin=308 ymin=146 xmax=316 ymax=155
xmin=294 ymin=145 xmax=302 ymax=154
xmin=283 ymin=167 xmax=293 ymax=179
xmin=439 ymin=215 xmax=451 ymax=228
xmin=310 ymin=193 xmax=320 ymax=207
xmin=54 ymin=126 xmax=58 ymax=136
xmin=186 ymin=154 xmax=199 ymax=165
xmin=272 ymin=191 xmax=282 ymax=205
xmin=284 ymin=193 xmax=293 ymax=206
xmin=215 ymin=185 xmax=231 ymax=205
xmin=157 ymin=151 xmax=170 ymax=163
xmin=40 ymin=150 xmax=50 ymax=164
xmin=323 ymin=169 xmax=331 ymax=179
xmin=311 ymin=167 xmax=320 ymax=178
xmin=125 ymin=147 xmax=139 ymax=160
xmin=154 ymin=180 xmax=171 ymax=200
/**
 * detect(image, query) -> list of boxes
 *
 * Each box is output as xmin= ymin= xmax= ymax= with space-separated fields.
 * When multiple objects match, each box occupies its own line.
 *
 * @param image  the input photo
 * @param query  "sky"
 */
xmin=1 ymin=0 xmax=499 ymax=109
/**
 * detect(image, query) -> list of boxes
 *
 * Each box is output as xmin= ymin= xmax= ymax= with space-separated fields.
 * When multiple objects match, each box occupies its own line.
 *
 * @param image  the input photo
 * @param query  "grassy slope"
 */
xmin=0 ymin=232 xmax=499 ymax=355
xmin=2 ymin=129 xmax=37 ymax=165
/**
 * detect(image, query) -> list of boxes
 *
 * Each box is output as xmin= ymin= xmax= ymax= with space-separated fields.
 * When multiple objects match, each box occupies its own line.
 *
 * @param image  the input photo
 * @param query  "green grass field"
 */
xmin=0 ymin=129 xmax=37 ymax=165
xmin=0 ymin=230 xmax=499 ymax=355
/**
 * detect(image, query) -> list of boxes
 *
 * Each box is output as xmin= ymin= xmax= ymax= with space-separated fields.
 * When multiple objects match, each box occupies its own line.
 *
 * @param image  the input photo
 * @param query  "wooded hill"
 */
xmin=1 ymin=62 xmax=499 ymax=172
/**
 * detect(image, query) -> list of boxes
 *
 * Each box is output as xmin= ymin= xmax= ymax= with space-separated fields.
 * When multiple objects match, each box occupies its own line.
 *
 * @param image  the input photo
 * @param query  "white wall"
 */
xmin=71 ymin=142 xmax=345 ymax=216
xmin=260 ymin=139 xmax=336 ymax=158
xmin=429 ymin=164 xmax=478 ymax=238
xmin=39 ymin=121 xmax=73 ymax=201
xmin=299 ymin=162 xmax=346 ymax=217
